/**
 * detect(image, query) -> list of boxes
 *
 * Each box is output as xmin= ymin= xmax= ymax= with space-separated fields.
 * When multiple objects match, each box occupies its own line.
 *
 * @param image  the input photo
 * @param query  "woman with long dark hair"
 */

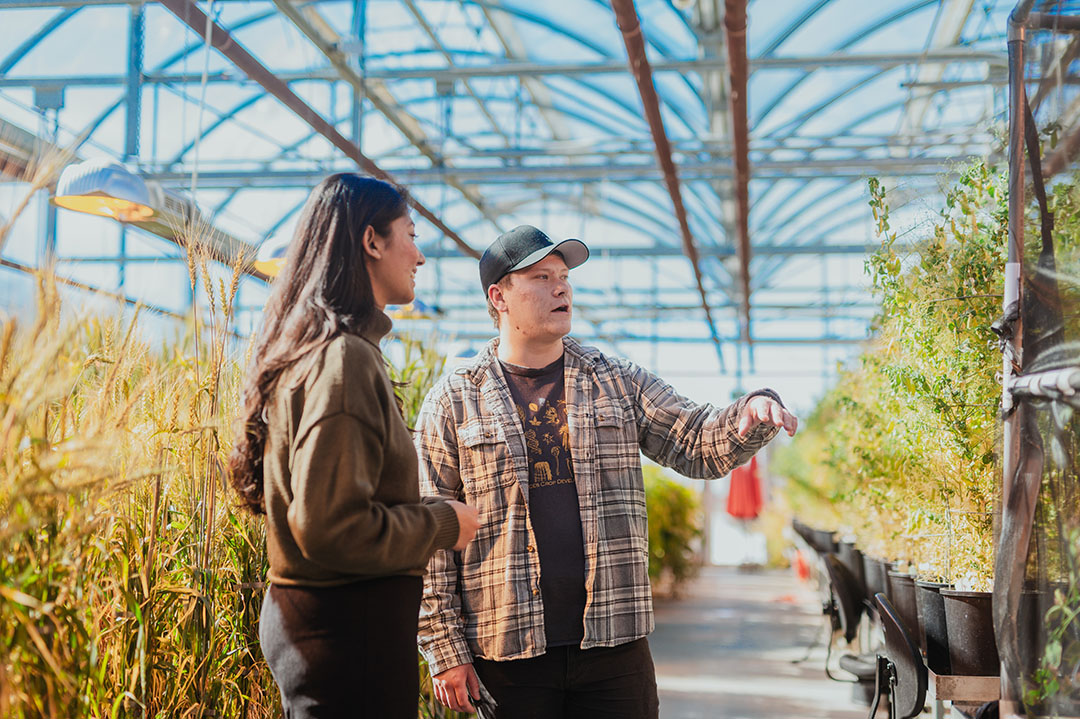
xmin=229 ymin=174 xmax=479 ymax=717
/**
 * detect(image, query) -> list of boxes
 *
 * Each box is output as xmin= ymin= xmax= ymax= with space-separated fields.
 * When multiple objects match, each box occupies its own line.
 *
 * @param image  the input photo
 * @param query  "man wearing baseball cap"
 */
xmin=415 ymin=225 xmax=797 ymax=718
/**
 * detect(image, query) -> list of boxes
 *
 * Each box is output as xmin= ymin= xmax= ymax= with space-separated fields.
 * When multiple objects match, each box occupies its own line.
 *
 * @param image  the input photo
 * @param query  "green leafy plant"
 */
xmin=777 ymin=165 xmax=1008 ymax=587
xmin=643 ymin=465 xmax=702 ymax=596
xmin=1024 ymin=527 xmax=1080 ymax=710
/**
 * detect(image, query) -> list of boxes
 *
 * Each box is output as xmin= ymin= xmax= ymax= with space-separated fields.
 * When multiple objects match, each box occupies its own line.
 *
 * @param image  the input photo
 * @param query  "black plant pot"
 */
xmin=876 ymin=558 xmax=894 ymax=600
xmin=859 ymin=552 xmax=885 ymax=600
xmin=863 ymin=555 xmax=887 ymax=600
xmin=941 ymin=589 xmax=999 ymax=676
xmin=838 ymin=541 xmax=866 ymax=603
xmin=915 ymin=580 xmax=951 ymax=675
xmin=813 ymin=528 xmax=838 ymax=555
xmin=1017 ymin=589 xmax=1049 ymax=682
xmin=887 ymin=571 xmax=920 ymax=640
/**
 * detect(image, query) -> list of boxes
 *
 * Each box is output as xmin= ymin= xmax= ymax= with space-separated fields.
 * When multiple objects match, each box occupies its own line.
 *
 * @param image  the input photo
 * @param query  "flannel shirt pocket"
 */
xmin=457 ymin=418 xmax=516 ymax=497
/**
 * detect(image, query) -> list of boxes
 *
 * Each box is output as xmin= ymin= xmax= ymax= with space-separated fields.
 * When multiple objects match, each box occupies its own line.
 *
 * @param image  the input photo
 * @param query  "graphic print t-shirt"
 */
xmin=500 ymin=355 xmax=586 ymax=647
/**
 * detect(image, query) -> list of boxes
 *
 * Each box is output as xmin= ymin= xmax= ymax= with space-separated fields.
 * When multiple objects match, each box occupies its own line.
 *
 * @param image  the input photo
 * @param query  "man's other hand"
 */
xmin=433 ymin=662 xmax=479 ymax=713
xmin=737 ymin=395 xmax=798 ymax=438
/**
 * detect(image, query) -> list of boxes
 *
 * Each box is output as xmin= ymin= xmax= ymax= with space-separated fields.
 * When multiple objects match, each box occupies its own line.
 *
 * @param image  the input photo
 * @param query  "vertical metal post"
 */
xmin=125 ymin=4 xmax=144 ymax=161
xmin=999 ymin=4 xmax=1034 ymax=715
xmin=122 ymin=3 xmax=144 ymax=292
xmin=34 ymin=88 xmax=63 ymax=267
xmin=822 ymin=254 xmax=829 ymax=384
xmin=41 ymin=164 xmax=57 ymax=266
xmin=1003 ymin=6 xmax=1030 ymax=527
xmin=350 ymin=0 xmax=366 ymax=147
xmin=724 ymin=0 xmax=752 ymax=352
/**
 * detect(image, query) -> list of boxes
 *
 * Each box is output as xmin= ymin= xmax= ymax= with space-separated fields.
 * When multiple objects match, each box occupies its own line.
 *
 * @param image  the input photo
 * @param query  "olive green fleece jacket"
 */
xmin=263 ymin=312 xmax=459 ymax=586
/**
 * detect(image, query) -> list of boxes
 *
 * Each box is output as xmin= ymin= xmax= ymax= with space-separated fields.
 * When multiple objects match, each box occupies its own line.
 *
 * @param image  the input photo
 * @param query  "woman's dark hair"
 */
xmin=228 ymin=174 xmax=410 ymax=514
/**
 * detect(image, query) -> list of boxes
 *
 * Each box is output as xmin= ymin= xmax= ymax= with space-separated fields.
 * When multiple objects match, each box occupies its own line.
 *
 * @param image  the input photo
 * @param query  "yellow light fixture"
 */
xmin=53 ymin=158 xmax=155 ymax=221
xmin=254 ymin=237 xmax=288 ymax=278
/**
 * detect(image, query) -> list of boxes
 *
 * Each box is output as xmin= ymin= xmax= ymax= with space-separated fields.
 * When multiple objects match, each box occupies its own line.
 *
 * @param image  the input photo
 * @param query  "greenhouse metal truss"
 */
xmin=0 ymin=0 xmax=1056 ymax=380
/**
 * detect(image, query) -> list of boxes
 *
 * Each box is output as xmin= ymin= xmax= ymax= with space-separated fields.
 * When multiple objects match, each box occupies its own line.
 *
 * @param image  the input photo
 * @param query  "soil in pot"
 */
xmin=915 ymin=580 xmax=951 ymax=675
xmin=887 ymin=571 xmax=920 ymax=640
xmin=941 ymin=589 xmax=999 ymax=676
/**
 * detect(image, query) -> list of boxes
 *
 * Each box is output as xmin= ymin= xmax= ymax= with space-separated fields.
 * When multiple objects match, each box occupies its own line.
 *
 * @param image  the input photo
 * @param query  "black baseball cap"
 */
xmin=479 ymin=225 xmax=590 ymax=293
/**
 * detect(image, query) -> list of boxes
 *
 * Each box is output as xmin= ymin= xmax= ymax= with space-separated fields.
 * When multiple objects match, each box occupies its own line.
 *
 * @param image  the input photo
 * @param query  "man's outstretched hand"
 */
xmin=737 ymin=395 xmax=798 ymax=438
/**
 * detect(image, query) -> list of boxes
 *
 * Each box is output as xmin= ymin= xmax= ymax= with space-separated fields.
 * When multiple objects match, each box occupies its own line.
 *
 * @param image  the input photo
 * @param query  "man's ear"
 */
xmin=489 ymin=283 xmax=509 ymax=314
xmin=361 ymin=225 xmax=384 ymax=261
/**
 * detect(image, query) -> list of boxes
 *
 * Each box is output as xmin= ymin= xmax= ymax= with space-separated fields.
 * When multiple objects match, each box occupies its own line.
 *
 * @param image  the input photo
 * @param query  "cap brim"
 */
xmin=507 ymin=238 xmax=590 ymax=275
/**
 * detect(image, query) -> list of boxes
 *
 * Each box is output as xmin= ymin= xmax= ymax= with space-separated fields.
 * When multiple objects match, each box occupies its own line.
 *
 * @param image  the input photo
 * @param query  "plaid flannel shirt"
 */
xmin=415 ymin=336 xmax=780 ymax=676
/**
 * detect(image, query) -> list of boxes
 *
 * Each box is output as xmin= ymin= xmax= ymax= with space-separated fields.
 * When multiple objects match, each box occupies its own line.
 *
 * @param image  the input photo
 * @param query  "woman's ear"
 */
xmin=361 ymin=225 xmax=383 ymax=260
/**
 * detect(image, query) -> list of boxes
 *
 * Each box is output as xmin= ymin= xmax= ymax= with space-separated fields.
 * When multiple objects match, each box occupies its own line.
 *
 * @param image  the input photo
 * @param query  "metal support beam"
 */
xmin=124 ymin=4 xmax=143 ymax=160
xmin=269 ymin=0 xmax=502 ymax=238
xmin=997 ymin=4 xmax=1035 ymax=716
xmin=157 ymin=0 xmax=480 ymax=259
xmin=386 ymin=326 xmax=867 ymax=346
xmin=0 ymin=257 xmax=248 ymax=339
xmin=612 ymin=0 xmax=725 ymax=370
xmin=724 ymin=0 xmax=752 ymax=347
xmin=1027 ymin=12 xmax=1080 ymax=32
xmin=0 ymin=48 xmax=1008 ymax=87
xmin=895 ymin=0 xmax=975 ymax=137
xmin=420 ymin=242 xmax=889 ymax=259
xmin=141 ymin=153 xmax=977 ymax=187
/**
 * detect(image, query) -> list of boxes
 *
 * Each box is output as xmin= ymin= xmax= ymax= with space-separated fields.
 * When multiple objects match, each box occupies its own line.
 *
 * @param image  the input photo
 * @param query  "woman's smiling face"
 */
xmin=366 ymin=214 xmax=425 ymax=308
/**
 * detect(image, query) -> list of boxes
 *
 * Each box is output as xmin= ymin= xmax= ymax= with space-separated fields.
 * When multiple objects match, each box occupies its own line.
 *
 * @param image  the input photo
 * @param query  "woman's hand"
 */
xmin=446 ymin=500 xmax=480 ymax=551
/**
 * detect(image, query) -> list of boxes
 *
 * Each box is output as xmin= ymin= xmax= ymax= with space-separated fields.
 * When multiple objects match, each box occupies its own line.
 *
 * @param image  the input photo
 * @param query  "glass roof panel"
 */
xmin=0 ymin=0 xmax=1064 ymax=408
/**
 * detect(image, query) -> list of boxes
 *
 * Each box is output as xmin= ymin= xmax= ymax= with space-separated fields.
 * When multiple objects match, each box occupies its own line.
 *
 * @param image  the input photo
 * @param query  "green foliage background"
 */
xmin=775 ymin=165 xmax=1009 ymax=585
xmin=642 ymin=465 xmax=702 ymax=592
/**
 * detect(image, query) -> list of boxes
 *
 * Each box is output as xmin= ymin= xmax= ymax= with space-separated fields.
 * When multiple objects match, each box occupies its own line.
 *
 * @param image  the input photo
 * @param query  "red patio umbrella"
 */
xmin=726 ymin=455 xmax=763 ymax=520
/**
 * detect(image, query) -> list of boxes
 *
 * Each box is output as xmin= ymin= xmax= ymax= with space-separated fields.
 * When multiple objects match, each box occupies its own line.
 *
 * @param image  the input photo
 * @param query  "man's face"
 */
xmin=492 ymin=253 xmax=573 ymax=343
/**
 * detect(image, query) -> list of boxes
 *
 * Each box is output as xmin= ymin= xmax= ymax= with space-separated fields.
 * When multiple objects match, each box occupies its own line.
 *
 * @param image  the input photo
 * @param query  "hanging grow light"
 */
xmin=254 ymin=237 xmax=288 ymax=278
xmin=53 ymin=158 xmax=155 ymax=221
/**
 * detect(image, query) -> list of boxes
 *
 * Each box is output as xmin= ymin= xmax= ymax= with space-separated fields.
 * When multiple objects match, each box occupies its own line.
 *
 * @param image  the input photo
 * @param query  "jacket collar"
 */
xmin=461 ymin=335 xmax=600 ymax=385
xmin=359 ymin=310 xmax=394 ymax=347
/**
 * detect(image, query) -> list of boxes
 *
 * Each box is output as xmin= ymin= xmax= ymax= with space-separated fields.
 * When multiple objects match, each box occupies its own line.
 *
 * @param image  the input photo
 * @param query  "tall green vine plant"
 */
xmin=778 ymin=165 xmax=1007 ymax=586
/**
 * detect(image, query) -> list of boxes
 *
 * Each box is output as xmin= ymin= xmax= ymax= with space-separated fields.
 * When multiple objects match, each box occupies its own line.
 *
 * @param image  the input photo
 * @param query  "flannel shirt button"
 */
xmin=532 ymin=588 xmax=539 ymax=595
xmin=526 ymin=544 xmax=535 ymax=552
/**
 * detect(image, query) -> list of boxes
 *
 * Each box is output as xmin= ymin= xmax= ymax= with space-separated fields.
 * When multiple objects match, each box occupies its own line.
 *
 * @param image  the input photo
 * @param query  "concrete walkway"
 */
xmin=651 ymin=566 xmax=869 ymax=719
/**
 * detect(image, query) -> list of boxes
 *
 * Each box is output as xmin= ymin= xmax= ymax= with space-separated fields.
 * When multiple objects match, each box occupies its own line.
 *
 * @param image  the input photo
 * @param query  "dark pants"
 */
xmin=473 ymin=638 xmax=660 ymax=719
xmin=258 ymin=576 xmax=422 ymax=719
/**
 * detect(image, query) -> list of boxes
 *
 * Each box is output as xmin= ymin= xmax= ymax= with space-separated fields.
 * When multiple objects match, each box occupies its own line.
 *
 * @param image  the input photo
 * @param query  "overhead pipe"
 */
xmin=158 ymin=0 xmax=480 ymax=260
xmin=724 ymin=0 xmax=752 ymax=347
xmin=1027 ymin=12 xmax=1080 ymax=32
xmin=611 ymin=0 xmax=726 ymax=370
